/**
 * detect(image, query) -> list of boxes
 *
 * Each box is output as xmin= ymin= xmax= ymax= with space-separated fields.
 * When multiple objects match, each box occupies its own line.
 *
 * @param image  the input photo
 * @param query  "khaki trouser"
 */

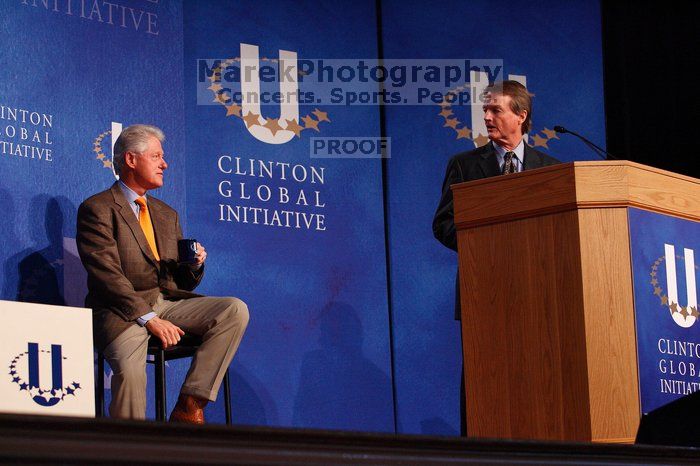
xmin=103 ymin=294 xmax=249 ymax=420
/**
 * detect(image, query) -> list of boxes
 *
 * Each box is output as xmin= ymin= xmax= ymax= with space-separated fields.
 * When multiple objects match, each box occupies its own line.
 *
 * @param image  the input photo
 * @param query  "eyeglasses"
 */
xmin=133 ymin=152 xmax=166 ymax=163
xmin=148 ymin=153 xmax=166 ymax=162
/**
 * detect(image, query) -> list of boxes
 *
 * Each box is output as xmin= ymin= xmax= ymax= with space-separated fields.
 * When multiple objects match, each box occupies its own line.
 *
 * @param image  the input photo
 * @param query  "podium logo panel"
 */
xmin=8 ymin=343 xmax=82 ymax=408
xmin=629 ymin=208 xmax=700 ymax=413
xmin=0 ymin=300 xmax=94 ymax=417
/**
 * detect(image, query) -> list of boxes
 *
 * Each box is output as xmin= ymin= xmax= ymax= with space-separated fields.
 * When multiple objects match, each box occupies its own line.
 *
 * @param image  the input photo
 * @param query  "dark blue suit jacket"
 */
xmin=432 ymin=141 xmax=561 ymax=319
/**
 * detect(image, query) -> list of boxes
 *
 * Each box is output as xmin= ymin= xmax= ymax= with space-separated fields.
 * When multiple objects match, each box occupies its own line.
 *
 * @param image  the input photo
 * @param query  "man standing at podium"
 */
xmin=432 ymin=80 xmax=560 ymax=435
xmin=77 ymin=124 xmax=249 ymax=423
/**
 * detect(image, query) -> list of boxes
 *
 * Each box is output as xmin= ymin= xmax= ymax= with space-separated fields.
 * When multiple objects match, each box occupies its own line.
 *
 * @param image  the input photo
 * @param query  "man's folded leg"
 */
xmin=102 ymin=324 xmax=150 ymax=420
xmin=158 ymin=295 xmax=249 ymax=423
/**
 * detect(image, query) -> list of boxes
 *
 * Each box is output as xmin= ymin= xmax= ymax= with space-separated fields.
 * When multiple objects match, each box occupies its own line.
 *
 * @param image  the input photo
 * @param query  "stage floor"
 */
xmin=2 ymin=413 xmax=700 ymax=465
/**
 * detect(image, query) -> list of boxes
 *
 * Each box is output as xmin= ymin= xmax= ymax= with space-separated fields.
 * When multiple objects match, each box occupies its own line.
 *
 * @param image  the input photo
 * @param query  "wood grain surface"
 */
xmin=452 ymin=161 xmax=700 ymax=229
xmin=453 ymin=162 xmax=692 ymax=443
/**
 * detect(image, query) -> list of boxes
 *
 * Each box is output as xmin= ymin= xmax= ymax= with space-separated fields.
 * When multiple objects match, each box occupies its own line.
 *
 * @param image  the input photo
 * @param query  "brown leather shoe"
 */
xmin=169 ymin=394 xmax=208 ymax=424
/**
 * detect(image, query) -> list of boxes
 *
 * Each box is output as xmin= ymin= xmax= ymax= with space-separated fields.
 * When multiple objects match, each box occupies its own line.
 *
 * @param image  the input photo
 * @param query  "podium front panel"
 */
xmin=629 ymin=207 xmax=700 ymax=414
xmin=0 ymin=300 xmax=94 ymax=417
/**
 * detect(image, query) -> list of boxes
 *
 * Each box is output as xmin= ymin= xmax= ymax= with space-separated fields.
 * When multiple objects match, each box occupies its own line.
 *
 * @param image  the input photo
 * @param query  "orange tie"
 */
xmin=134 ymin=197 xmax=160 ymax=261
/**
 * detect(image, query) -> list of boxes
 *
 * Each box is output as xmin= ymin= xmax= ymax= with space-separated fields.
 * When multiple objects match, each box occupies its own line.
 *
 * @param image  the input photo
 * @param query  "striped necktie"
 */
xmin=134 ymin=197 xmax=160 ymax=261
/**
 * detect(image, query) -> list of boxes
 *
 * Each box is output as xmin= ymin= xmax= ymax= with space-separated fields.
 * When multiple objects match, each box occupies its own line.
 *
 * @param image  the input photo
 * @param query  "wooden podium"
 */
xmin=452 ymin=161 xmax=700 ymax=443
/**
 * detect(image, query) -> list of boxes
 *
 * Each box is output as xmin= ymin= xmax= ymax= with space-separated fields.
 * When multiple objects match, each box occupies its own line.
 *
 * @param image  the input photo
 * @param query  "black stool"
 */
xmin=95 ymin=334 xmax=232 ymax=424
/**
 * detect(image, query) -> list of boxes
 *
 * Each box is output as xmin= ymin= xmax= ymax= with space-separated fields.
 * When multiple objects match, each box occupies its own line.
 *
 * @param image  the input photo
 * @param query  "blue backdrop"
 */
xmin=0 ymin=0 xmax=187 ymax=418
xmin=182 ymin=0 xmax=393 ymax=430
xmin=380 ymin=0 xmax=606 ymax=434
xmin=1 ymin=0 xmax=606 ymax=434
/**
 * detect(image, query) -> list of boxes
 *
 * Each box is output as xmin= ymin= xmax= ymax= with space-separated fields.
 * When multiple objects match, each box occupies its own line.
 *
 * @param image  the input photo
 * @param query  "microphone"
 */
xmin=554 ymin=126 xmax=619 ymax=160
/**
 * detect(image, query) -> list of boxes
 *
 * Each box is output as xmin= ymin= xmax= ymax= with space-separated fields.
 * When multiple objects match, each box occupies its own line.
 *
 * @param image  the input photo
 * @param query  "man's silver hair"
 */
xmin=112 ymin=124 xmax=165 ymax=176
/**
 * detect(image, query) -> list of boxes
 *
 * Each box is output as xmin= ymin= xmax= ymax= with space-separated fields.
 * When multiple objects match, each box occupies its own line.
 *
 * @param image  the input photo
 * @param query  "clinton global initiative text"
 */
xmin=219 ymin=204 xmax=325 ymax=231
xmin=217 ymin=155 xmax=327 ymax=232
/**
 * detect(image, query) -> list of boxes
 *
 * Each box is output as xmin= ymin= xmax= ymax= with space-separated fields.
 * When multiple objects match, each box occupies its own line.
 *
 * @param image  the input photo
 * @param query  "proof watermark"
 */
xmin=310 ymin=137 xmax=390 ymax=159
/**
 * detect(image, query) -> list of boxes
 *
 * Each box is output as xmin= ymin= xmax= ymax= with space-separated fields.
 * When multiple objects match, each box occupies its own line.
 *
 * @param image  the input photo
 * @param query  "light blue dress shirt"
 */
xmin=493 ymin=139 xmax=525 ymax=173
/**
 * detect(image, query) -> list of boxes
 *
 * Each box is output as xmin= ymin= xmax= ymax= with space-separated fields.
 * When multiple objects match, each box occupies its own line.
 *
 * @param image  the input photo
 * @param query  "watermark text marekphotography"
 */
xmin=310 ymin=137 xmax=390 ymax=159
xmin=198 ymin=58 xmax=503 ymax=106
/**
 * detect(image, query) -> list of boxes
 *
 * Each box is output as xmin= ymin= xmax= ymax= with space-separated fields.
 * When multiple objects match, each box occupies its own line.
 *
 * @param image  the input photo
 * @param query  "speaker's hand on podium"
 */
xmin=145 ymin=316 xmax=185 ymax=348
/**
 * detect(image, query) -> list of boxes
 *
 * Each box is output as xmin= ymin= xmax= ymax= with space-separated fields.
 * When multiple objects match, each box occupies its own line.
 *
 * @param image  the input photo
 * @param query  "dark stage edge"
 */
xmin=2 ymin=414 xmax=700 ymax=465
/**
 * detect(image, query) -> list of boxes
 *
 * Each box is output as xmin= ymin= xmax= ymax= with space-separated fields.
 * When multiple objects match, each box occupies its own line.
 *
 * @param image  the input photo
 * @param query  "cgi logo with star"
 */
xmin=651 ymin=244 xmax=699 ymax=328
xmin=437 ymin=72 xmax=560 ymax=151
xmin=90 ymin=122 xmax=123 ymax=178
xmin=8 ymin=342 xmax=81 ymax=407
xmin=203 ymin=43 xmax=331 ymax=145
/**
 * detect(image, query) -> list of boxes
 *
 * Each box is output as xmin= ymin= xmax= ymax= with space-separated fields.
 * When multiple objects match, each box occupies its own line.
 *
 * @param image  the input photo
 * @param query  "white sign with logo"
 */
xmin=0 ymin=300 xmax=94 ymax=417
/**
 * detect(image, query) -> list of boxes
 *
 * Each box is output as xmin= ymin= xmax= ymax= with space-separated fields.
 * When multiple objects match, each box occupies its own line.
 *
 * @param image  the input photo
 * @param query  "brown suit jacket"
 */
xmin=76 ymin=182 xmax=203 ymax=351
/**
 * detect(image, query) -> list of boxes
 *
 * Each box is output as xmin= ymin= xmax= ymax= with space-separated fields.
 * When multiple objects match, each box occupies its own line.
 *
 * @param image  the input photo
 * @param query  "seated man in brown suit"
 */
xmin=77 ymin=124 xmax=249 ymax=423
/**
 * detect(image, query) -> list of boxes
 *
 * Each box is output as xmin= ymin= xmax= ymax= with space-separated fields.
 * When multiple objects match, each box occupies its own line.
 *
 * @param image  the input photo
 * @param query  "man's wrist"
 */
xmin=137 ymin=312 xmax=157 ymax=327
